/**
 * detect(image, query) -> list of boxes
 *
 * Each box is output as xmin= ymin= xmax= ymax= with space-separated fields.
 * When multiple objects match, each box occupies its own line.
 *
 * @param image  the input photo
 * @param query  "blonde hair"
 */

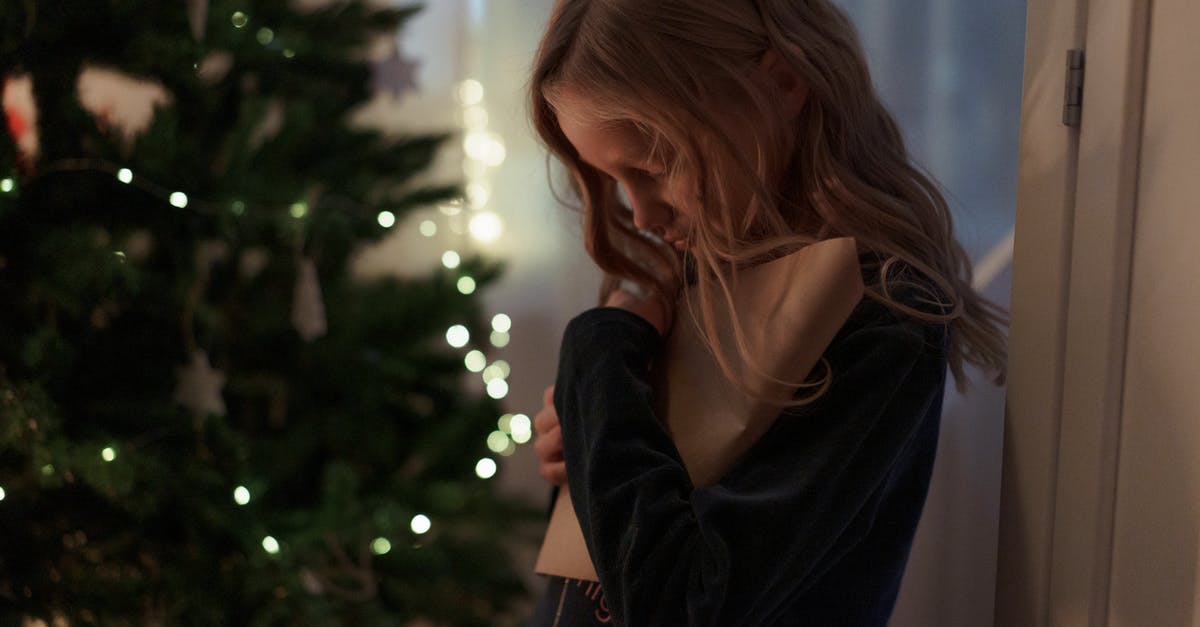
xmin=530 ymin=0 xmax=1008 ymax=400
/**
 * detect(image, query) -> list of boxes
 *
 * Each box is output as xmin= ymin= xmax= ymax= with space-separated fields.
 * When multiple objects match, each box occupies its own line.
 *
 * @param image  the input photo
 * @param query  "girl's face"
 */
xmin=555 ymin=94 xmax=698 ymax=251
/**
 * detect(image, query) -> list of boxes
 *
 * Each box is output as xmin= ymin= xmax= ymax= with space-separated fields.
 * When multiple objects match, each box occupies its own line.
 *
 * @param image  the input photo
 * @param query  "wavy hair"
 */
xmin=529 ymin=0 xmax=1008 ymax=400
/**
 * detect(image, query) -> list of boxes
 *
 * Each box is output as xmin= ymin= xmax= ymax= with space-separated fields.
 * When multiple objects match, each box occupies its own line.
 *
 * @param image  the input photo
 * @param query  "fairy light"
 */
xmin=465 ymin=182 xmax=490 ymax=209
xmin=438 ymin=202 xmax=462 ymax=217
xmin=377 ymin=211 xmax=396 ymax=228
xmin=289 ymin=202 xmax=307 ymax=218
xmin=464 ymin=350 xmax=487 ymax=372
xmin=481 ymin=364 xmax=505 ymax=384
xmin=441 ymin=251 xmax=461 ymax=269
xmin=114 ymin=251 xmax=127 ymax=263
xmin=491 ymin=360 xmax=511 ymax=379
xmin=231 ymin=201 xmax=246 ymax=215
xmin=468 ymin=212 xmax=503 ymax=243
xmin=41 ymin=464 xmax=54 ymax=476
xmin=497 ymin=414 xmax=513 ymax=433
xmin=410 ymin=514 xmax=431 ymax=535
xmin=490 ymin=331 xmax=510 ymax=348
xmin=231 ymin=12 xmax=249 ymax=28
xmin=486 ymin=430 xmax=510 ymax=453
xmin=456 ymin=276 xmax=476 ymax=295
xmin=0 ymin=486 xmax=5 ymax=501
xmin=116 ymin=169 xmax=133 ymax=184
xmin=463 ymin=106 xmax=489 ymax=129
xmin=445 ymin=325 xmax=469 ymax=348
xmin=169 ymin=192 xmax=188 ymax=208
xmin=491 ymin=314 xmax=512 ymax=333
xmin=283 ymin=49 xmax=295 ymax=59
xmin=419 ymin=220 xmax=437 ymax=237
xmin=233 ymin=486 xmax=251 ymax=505
xmin=262 ymin=536 xmax=280 ymax=554
xmin=256 ymin=28 xmax=275 ymax=45
xmin=101 ymin=447 xmax=116 ymax=462
xmin=458 ymin=79 xmax=484 ymax=106
xmin=486 ymin=379 xmax=508 ymax=399
xmin=510 ymin=414 xmax=533 ymax=444
xmin=475 ymin=458 xmax=497 ymax=479
xmin=371 ymin=537 xmax=392 ymax=555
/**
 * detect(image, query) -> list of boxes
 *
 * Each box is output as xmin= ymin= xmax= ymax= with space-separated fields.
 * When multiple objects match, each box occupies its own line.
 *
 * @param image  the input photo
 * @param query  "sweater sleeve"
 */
xmin=553 ymin=304 xmax=946 ymax=627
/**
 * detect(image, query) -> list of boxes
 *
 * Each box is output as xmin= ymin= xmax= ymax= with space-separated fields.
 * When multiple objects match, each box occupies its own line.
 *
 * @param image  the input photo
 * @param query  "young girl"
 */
xmin=527 ymin=1 xmax=1007 ymax=625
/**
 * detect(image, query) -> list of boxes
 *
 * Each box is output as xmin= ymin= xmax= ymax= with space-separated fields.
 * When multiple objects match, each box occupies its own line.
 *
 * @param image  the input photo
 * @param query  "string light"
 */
xmin=481 ymin=364 xmax=505 ymax=384
xmin=371 ymin=537 xmax=392 ymax=555
xmin=475 ymin=458 xmax=497 ymax=479
xmin=233 ymin=486 xmax=251 ymax=505
xmin=410 ymin=514 xmax=431 ymax=535
xmin=262 ymin=536 xmax=280 ymax=554
xmin=116 ymin=169 xmax=133 ymax=184
xmin=101 ymin=447 xmax=116 ymax=462
xmin=456 ymin=276 xmax=476 ymax=295
xmin=486 ymin=379 xmax=508 ymax=399
xmin=491 ymin=360 xmax=511 ymax=378
xmin=468 ymin=211 xmax=503 ymax=243
xmin=499 ymin=439 xmax=516 ymax=457
xmin=114 ymin=251 xmax=127 ymax=263
xmin=0 ymin=178 xmax=12 ymax=193
xmin=41 ymin=464 xmax=54 ymax=476
xmin=464 ymin=350 xmax=486 ymax=372
xmin=169 ymin=192 xmax=188 ymax=208
xmin=419 ymin=220 xmax=437 ymax=237
xmin=510 ymin=414 xmax=533 ymax=444
xmin=490 ymin=331 xmax=510 ymax=348
xmin=0 ymin=486 xmax=6 ymax=501
xmin=486 ymin=431 xmax=509 ymax=453
xmin=441 ymin=251 xmax=461 ymax=269
xmin=445 ymin=325 xmax=469 ymax=348
xmin=283 ymin=49 xmax=296 ymax=59
xmin=289 ymin=202 xmax=307 ymax=218
xmin=231 ymin=12 xmax=249 ymax=28
xmin=497 ymin=414 xmax=513 ymax=433
xmin=256 ymin=28 xmax=275 ymax=45
xmin=231 ymin=201 xmax=246 ymax=216
xmin=377 ymin=211 xmax=396 ymax=228
xmin=491 ymin=314 xmax=511 ymax=333
xmin=457 ymin=79 xmax=484 ymax=106
xmin=465 ymin=182 xmax=490 ymax=209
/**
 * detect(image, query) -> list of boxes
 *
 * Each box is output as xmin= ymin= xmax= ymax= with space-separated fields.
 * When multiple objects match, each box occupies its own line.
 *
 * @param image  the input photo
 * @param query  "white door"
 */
xmin=1000 ymin=0 xmax=1200 ymax=625
xmin=1106 ymin=0 xmax=1200 ymax=624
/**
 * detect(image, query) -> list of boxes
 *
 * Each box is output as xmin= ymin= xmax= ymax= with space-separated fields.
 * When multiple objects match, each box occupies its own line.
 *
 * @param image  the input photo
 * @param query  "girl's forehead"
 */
xmin=557 ymin=110 xmax=654 ymax=171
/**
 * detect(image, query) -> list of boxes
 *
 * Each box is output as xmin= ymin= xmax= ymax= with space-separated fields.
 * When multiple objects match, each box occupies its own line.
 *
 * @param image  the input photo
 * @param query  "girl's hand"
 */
xmin=605 ymin=288 xmax=669 ymax=335
xmin=533 ymin=385 xmax=567 ymax=487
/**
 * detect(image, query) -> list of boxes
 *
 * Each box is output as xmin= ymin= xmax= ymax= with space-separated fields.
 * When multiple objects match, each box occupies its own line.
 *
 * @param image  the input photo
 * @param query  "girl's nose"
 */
xmin=627 ymin=188 xmax=673 ymax=234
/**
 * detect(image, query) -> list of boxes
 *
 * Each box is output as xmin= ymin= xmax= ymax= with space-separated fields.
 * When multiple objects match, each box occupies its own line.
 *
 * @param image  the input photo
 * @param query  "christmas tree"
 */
xmin=0 ymin=1 xmax=538 ymax=624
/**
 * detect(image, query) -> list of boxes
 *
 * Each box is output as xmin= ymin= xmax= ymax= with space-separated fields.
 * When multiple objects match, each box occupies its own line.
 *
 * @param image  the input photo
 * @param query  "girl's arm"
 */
xmin=554 ymin=301 xmax=947 ymax=626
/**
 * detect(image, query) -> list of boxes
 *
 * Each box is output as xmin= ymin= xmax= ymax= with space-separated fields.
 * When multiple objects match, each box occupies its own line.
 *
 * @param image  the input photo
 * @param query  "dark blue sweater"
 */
xmin=542 ymin=293 xmax=949 ymax=626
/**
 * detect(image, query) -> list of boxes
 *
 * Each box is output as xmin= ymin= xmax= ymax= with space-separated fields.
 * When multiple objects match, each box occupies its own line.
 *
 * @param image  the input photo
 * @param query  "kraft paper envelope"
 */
xmin=534 ymin=237 xmax=865 ymax=581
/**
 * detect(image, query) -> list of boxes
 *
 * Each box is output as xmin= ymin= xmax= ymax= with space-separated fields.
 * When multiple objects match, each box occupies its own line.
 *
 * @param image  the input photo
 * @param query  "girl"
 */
xmin=527 ymin=1 xmax=1008 ymax=625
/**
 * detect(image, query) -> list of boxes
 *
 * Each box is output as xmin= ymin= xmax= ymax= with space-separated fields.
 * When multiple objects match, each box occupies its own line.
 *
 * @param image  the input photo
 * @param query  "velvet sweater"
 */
xmin=549 ymin=292 xmax=949 ymax=627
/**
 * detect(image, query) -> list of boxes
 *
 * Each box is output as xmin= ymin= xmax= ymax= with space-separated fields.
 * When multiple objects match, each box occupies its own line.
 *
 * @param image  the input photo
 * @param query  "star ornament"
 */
xmin=372 ymin=45 xmax=420 ymax=100
xmin=174 ymin=350 xmax=227 ymax=419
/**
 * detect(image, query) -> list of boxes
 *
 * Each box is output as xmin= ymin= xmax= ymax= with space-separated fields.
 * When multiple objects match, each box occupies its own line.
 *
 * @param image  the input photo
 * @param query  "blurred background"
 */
xmin=0 ymin=0 xmax=1025 ymax=624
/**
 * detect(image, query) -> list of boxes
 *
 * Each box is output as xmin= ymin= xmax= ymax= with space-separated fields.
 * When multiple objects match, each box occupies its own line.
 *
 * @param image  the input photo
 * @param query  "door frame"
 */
xmin=997 ymin=0 xmax=1153 ymax=625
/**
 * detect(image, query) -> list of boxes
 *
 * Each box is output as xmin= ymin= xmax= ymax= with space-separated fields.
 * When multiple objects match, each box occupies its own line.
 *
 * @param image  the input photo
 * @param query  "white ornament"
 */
xmin=187 ymin=0 xmax=209 ymax=41
xmin=292 ymin=257 xmax=327 ymax=342
xmin=174 ymin=350 xmax=227 ymax=419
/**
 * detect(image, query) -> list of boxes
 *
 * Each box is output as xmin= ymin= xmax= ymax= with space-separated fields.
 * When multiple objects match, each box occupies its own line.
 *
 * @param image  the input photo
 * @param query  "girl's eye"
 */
xmin=638 ymin=168 xmax=666 ymax=180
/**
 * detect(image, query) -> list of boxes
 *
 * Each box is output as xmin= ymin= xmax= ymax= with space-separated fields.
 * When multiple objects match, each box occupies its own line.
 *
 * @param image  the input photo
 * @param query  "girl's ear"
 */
xmin=758 ymin=48 xmax=810 ymax=117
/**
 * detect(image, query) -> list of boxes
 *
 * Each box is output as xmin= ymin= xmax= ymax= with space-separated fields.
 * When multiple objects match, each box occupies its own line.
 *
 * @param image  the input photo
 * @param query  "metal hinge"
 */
xmin=1064 ymin=49 xmax=1085 ymax=127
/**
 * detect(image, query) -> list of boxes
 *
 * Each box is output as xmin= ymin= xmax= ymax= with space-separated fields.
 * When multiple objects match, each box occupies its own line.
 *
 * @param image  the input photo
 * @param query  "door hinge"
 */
xmin=1064 ymin=49 xmax=1085 ymax=127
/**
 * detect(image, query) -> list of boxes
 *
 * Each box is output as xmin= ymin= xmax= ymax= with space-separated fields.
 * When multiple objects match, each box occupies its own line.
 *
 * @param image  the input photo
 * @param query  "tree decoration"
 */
xmin=291 ymin=255 xmax=327 ymax=342
xmin=173 ymin=349 xmax=227 ymax=419
xmin=0 ymin=2 xmax=535 ymax=624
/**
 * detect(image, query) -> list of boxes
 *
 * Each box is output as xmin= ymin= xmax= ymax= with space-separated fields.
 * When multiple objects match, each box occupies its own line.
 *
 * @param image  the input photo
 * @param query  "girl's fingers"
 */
xmin=539 ymin=461 xmax=567 ymax=487
xmin=534 ymin=423 xmax=564 ymax=462
xmin=543 ymin=385 xmax=554 ymax=406
xmin=533 ymin=403 xmax=559 ymax=435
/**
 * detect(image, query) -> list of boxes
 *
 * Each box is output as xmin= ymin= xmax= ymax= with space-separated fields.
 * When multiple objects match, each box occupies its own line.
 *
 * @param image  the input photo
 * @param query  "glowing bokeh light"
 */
xmin=475 ymin=458 xmax=497 ymax=479
xmin=446 ymin=325 xmax=470 ymax=348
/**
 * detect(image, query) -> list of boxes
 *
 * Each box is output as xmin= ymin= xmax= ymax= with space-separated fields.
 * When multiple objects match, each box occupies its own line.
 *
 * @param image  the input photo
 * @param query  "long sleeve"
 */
xmin=553 ymin=301 xmax=948 ymax=627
